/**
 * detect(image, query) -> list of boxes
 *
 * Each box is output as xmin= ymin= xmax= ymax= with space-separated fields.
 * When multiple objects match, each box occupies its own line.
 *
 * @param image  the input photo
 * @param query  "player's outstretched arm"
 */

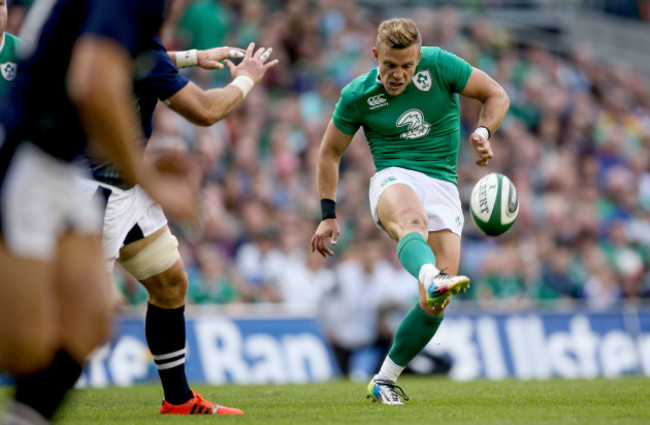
xmin=169 ymin=46 xmax=246 ymax=70
xmin=68 ymin=36 xmax=199 ymax=222
xmin=310 ymin=120 xmax=354 ymax=258
xmin=166 ymin=42 xmax=278 ymax=126
xmin=460 ymin=67 xmax=510 ymax=166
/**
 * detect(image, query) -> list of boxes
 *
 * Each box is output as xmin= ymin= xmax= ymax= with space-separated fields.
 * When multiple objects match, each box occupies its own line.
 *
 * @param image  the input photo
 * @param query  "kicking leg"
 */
xmin=376 ymin=184 xmax=469 ymax=307
xmin=369 ymin=185 xmax=467 ymax=404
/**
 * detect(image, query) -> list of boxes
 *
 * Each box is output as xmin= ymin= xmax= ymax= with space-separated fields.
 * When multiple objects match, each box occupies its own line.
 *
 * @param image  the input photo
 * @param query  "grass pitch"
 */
xmin=2 ymin=376 xmax=649 ymax=424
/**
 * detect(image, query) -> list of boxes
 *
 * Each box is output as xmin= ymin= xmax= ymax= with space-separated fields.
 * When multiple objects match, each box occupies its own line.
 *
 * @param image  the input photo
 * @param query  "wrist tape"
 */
xmin=176 ymin=49 xmax=198 ymax=68
xmin=230 ymin=75 xmax=255 ymax=98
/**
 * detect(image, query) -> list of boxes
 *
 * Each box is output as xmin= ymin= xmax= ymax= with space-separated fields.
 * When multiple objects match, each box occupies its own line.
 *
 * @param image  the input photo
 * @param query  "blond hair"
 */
xmin=376 ymin=18 xmax=422 ymax=49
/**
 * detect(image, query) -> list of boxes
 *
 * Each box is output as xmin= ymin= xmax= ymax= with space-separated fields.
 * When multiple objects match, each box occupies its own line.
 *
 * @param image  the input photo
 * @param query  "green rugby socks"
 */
xmin=387 ymin=303 xmax=444 ymax=368
xmin=396 ymin=232 xmax=437 ymax=279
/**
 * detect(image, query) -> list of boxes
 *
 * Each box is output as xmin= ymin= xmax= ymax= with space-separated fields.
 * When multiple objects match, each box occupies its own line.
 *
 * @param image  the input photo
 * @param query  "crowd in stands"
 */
xmin=108 ymin=1 xmax=650 ymax=314
xmin=9 ymin=2 xmax=650 ymax=313
xmin=116 ymin=0 xmax=650 ymax=314
xmin=5 ymin=0 xmax=650 ymax=382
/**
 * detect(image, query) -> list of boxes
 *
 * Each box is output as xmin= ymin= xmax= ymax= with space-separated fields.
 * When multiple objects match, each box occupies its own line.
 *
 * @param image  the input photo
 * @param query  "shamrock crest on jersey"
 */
xmin=397 ymin=109 xmax=431 ymax=139
xmin=413 ymin=70 xmax=431 ymax=91
xmin=1 ymin=62 xmax=17 ymax=82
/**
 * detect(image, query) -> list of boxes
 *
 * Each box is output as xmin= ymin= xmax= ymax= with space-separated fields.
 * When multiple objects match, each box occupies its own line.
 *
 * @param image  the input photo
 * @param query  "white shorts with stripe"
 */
xmin=76 ymin=177 xmax=167 ymax=272
xmin=0 ymin=143 xmax=103 ymax=261
xmin=368 ymin=166 xmax=464 ymax=237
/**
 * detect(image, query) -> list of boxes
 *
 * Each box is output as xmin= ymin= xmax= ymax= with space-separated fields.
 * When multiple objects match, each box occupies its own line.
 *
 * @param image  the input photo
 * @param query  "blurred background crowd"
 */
xmin=6 ymin=0 xmax=650 ymax=375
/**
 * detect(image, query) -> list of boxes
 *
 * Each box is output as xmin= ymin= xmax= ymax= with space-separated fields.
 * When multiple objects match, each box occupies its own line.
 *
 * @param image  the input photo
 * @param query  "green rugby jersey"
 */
xmin=332 ymin=46 xmax=472 ymax=185
xmin=0 ymin=32 xmax=21 ymax=96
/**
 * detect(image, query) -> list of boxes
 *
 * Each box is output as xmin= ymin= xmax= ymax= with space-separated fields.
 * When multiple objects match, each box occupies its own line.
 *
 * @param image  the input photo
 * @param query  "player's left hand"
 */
xmin=224 ymin=42 xmax=279 ymax=84
xmin=197 ymin=47 xmax=246 ymax=70
xmin=470 ymin=132 xmax=493 ymax=166
xmin=311 ymin=219 xmax=340 ymax=258
xmin=150 ymin=148 xmax=202 ymax=189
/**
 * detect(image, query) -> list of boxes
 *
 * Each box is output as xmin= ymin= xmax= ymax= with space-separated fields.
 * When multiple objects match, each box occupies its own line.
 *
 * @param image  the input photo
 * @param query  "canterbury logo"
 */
xmin=367 ymin=94 xmax=388 ymax=108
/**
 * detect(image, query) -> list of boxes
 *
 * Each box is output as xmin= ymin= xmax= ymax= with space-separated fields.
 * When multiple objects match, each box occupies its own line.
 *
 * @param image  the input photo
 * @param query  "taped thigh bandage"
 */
xmin=118 ymin=228 xmax=180 ymax=280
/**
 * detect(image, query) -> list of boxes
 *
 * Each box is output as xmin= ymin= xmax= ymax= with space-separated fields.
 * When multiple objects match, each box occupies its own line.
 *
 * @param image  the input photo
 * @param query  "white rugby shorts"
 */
xmin=0 ymin=143 xmax=103 ymax=261
xmin=75 ymin=177 xmax=167 ymax=272
xmin=368 ymin=166 xmax=464 ymax=237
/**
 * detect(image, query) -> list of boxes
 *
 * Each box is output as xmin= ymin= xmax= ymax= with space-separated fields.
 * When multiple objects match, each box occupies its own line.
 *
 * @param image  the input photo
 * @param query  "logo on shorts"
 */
xmin=1 ymin=62 xmax=17 ymax=82
xmin=367 ymin=94 xmax=388 ymax=110
xmin=455 ymin=216 xmax=462 ymax=229
xmin=413 ymin=70 xmax=431 ymax=92
xmin=381 ymin=176 xmax=396 ymax=187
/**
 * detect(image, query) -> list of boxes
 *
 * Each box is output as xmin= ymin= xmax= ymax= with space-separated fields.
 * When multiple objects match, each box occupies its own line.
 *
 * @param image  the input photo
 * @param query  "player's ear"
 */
xmin=372 ymin=47 xmax=378 ymax=62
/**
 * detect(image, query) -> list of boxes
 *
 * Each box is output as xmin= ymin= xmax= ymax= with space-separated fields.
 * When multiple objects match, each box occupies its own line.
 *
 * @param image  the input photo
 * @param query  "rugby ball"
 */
xmin=469 ymin=173 xmax=519 ymax=236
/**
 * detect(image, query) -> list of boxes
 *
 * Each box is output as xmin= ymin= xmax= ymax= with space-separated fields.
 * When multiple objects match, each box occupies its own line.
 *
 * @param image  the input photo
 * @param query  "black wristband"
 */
xmin=320 ymin=199 xmax=336 ymax=220
xmin=476 ymin=125 xmax=491 ymax=139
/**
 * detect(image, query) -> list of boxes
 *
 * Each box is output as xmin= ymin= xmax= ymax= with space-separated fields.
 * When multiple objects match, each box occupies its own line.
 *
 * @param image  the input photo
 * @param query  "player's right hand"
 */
xmin=310 ymin=219 xmax=340 ymax=258
xmin=470 ymin=132 xmax=493 ymax=166
xmin=139 ymin=160 xmax=201 ymax=224
xmin=197 ymin=46 xmax=246 ymax=70
xmin=224 ymin=42 xmax=279 ymax=84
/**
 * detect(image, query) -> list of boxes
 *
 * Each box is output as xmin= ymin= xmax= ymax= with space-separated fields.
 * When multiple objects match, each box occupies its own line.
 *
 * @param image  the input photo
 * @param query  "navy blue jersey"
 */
xmin=0 ymin=0 xmax=168 ymax=170
xmin=89 ymin=36 xmax=190 ymax=187
xmin=135 ymin=38 xmax=190 ymax=140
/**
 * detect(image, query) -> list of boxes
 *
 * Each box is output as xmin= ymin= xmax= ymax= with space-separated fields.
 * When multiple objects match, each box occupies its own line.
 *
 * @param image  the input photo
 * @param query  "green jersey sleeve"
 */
xmin=437 ymin=49 xmax=473 ymax=93
xmin=332 ymin=83 xmax=362 ymax=136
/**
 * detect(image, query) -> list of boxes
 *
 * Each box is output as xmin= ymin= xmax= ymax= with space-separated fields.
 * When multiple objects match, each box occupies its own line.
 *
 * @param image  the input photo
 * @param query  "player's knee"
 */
xmin=165 ymin=264 xmax=189 ymax=297
xmin=405 ymin=212 xmax=427 ymax=228
xmin=385 ymin=213 xmax=427 ymax=240
xmin=119 ymin=228 xmax=188 ymax=307
xmin=399 ymin=212 xmax=428 ymax=236
xmin=145 ymin=264 xmax=188 ymax=307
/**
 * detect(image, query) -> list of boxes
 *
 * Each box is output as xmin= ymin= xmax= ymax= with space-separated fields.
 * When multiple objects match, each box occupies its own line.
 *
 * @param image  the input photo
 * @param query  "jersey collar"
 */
xmin=0 ymin=33 xmax=5 ymax=54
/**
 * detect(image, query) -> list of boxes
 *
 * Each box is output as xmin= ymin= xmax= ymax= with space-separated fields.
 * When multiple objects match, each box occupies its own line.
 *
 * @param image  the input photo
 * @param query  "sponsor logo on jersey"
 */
xmin=396 ymin=108 xmax=431 ymax=139
xmin=1 ymin=62 xmax=17 ymax=82
xmin=367 ymin=94 xmax=388 ymax=110
xmin=413 ymin=70 xmax=431 ymax=92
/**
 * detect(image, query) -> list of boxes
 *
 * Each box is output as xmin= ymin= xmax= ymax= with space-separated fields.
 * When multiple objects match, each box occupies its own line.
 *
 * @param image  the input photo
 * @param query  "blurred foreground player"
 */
xmin=0 ymin=0 xmax=199 ymax=423
xmin=311 ymin=18 xmax=509 ymax=404
xmin=78 ymin=39 xmax=277 ymax=415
